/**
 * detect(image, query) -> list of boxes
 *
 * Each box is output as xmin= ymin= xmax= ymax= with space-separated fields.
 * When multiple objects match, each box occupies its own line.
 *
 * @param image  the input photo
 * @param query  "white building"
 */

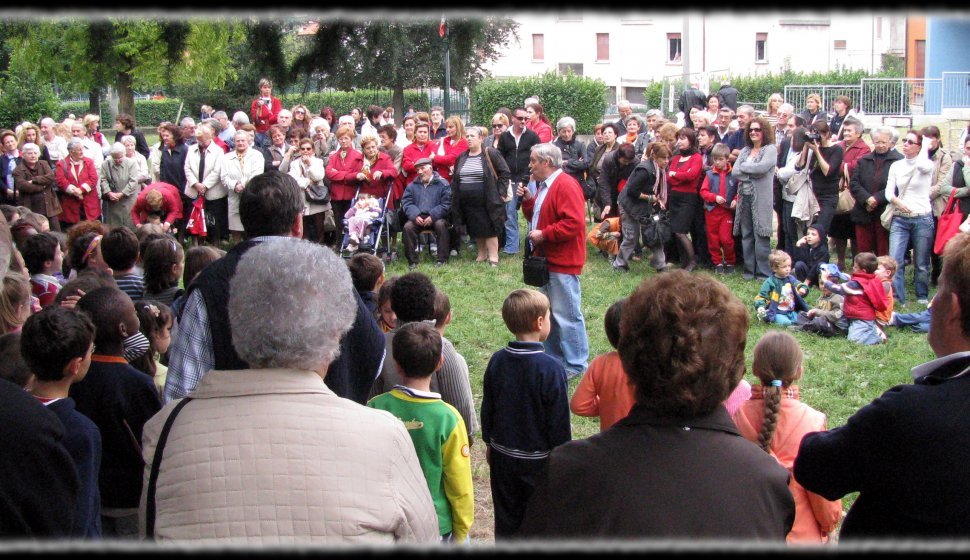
xmin=484 ymin=12 xmax=906 ymax=107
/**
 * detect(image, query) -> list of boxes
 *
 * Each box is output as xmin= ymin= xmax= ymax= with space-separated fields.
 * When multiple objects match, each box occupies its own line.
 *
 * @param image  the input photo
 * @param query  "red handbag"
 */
xmin=934 ymin=195 xmax=963 ymax=255
xmin=186 ymin=197 xmax=208 ymax=237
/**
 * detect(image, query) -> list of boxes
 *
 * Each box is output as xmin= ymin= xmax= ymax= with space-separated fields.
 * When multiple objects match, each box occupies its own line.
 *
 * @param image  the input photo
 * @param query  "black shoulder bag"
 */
xmin=144 ymin=397 xmax=193 ymax=540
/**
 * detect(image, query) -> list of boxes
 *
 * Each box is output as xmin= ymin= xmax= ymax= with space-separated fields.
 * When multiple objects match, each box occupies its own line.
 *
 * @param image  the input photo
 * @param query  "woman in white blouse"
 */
xmin=121 ymin=135 xmax=151 ymax=185
xmin=220 ymin=130 xmax=265 ymax=242
xmin=288 ymin=137 xmax=332 ymax=245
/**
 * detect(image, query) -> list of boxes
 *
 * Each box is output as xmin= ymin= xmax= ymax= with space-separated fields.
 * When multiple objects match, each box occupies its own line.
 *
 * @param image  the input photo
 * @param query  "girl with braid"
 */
xmin=732 ymin=331 xmax=843 ymax=543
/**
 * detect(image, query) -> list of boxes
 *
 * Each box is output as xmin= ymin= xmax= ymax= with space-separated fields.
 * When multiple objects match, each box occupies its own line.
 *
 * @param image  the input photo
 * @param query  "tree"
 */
xmin=295 ymin=16 xmax=518 ymax=120
xmin=5 ymin=18 xmax=236 ymax=123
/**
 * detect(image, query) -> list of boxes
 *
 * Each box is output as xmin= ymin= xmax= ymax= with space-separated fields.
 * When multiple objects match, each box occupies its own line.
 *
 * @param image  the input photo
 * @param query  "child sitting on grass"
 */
xmin=792 ymin=225 xmax=830 ymax=288
xmin=570 ymin=298 xmax=635 ymax=432
xmin=732 ymin=331 xmax=842 ymax=543
xmin=874 ymin=255 xmax=898 ymax=333
xmin=366 ymin=322 xmax=473 ymax=544
xmin=820 ymin=252 xmax=889 ymax=345
xmin=755 ymin=250 xmax=810 ymax=326
xmin=793 ymin=265 xmax=847 ymax=338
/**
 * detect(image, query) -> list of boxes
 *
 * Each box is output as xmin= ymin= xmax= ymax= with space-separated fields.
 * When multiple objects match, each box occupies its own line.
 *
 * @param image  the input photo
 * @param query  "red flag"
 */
xmin=439 ymin=16 xmax=447 ymax=38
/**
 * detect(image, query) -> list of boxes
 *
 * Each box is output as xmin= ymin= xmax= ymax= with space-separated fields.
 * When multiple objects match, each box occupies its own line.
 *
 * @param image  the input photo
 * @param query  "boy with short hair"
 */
xmin=699 ymin=143 xmax=738 ymax=273
xmin=874 ymin=255 xmax=898 ymax=331
xmin=481 ymin=288 xmax=571 ymax=539
xmin=793 ymin=263 xmax=847 ymax=337
xmin=100 ymin=226 xmax=144 ymax=300
xmin=821 ymin=252 xmax=889 ymax=345
xmin=792 ymin=224 xmax=830 ymax=288
xmin=755 ymin=250 xmax=810 ymax=325
xmin=367 ymin=322 xmax=473 ymax=543
xmin=21 ymin=232 xmax=64 ymax=308
xmin=348 ymin=252 xmax=385 ymax=316
xmin=22 ymin=306 xmax=103 ymax=537
xmin=570 ymin=298 xmax=635 ymax=431
xmin=71 ymin=287 xmax=161 ymax=536
xmin=433 ymin=288 xmax=452 ymax=335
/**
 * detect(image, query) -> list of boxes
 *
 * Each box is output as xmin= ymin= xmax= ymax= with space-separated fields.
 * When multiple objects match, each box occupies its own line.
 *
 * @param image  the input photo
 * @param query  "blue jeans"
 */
xmin=504 ymin=196 xmax=519 ymax=254
xmin=893 ymin=309 xmax=931 ymax=333
xmin=540 ymin=272 xmax=589 ymax=376
xmin=772 ymin=310 xmax=798 ymax=326
xmin=889 ymin=214 xmax=935 ymax=303
xmin=848 ymin=319 xmax=884 ymax=345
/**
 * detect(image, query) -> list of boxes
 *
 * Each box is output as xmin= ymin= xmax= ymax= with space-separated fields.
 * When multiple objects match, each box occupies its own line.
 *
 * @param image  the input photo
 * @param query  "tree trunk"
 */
xmin=88 ymin=87 xmax=101 ymax=117
xmin=117 ymin=70 xmax=135 ymax=120
xmin=392 ymin=85 xmax=405 ymax=126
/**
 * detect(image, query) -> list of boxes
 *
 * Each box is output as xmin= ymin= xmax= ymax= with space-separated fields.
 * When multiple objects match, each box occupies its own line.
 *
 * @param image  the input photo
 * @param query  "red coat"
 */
xmin=432 ymin=136 xmax=468 ymax=183
xmin=250 ymin=97 xmax=282 ymax=134
xmin=840 ymin=139 xmax=872 ymax=178
xmin=325 ymin=148 xmax=364 ymax=201
xmin=667 ymin=152 xmax=703 ymax=194
xmin=359 ymin=152 xmax=398 ymax=199
xmin=54 ymin=157 xmax=101 ymax=223
xmin=401 ymin=141 xmax=436 ymax=193
xmin=527 ymin=119 xmax=553 ymax=143
xmin=521 ymin=171 xmax=587 ymax=275
xmin=131 ymin=182 xmax=184 ymax=226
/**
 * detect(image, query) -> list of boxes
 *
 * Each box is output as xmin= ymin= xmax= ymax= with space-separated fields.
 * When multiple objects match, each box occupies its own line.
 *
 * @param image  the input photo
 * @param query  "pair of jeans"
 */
xmin=771 ymin=310 xmax=798 ymax=326
xmin=889 ymin=213 xmax=935 ymax=303
xmin=893 ymin=309 xmax=931 ymax=333
xmin=540 ymin=272 xmax=589 ymax=376
xmin=848 ymin=319 xmax=884 ymax=345
xmin=503 ymin=196 xmax=519 ymax=254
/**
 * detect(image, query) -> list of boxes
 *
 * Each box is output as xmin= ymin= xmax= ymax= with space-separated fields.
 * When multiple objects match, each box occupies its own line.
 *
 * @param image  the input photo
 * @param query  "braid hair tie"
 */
xmin=770 ymin=379 xmax=783 ymax=387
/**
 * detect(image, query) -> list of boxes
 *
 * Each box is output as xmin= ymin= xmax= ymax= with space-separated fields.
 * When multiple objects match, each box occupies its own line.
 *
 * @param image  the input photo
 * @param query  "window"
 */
xmin=667 ymin=33 xmax=682 ymax=63
xmin=755 ymin=32 xmax=767 ymax=62
xmin=915 ymin=40 xmax=925 ymax=78
xmin=558 ymin=63 xmax=584 ymax=76
xmin=625 ymin=87 xmax=646 ymax=105
xmin=596 ymin=33 xmax=610 ymax=61
xmin=834 ymin=39 xmax=847 ymax=50
xmin=532 ymin=34 xmax=544 ymax=61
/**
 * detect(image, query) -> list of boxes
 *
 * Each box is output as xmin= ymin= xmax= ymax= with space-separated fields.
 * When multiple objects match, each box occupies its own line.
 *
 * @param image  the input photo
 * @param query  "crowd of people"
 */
xmin=2 ymin=77 xmax=970 ymax=546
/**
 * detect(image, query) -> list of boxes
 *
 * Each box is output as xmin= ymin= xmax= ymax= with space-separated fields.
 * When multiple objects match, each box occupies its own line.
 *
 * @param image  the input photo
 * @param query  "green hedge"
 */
xmin=471 ymin=71 xmax=608 ymax=135
xmin=0 ymin=76 xmax=62 ymax=130
xmin=59 ymin=99 xmax=185 ymax=127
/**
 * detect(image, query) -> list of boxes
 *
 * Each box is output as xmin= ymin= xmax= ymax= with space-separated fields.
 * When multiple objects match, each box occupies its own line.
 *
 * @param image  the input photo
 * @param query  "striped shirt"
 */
xmin=114 ymin=273 xmax=145 ymax=301
xmin=458 ymin=154 xmax=485 ymax=184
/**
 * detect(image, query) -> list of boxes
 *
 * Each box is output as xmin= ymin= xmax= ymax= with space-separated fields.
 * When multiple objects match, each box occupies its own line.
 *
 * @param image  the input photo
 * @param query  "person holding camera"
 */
xmin=797 ymin=121 xmax=844 ymax=236
xmin=250 ymin=78 xmax=282 ymax=149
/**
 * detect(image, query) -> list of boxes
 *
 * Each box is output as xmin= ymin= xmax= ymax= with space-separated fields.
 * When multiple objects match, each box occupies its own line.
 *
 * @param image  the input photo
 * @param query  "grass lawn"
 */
xmin=382 ymin=216 xmax=936 ymax=544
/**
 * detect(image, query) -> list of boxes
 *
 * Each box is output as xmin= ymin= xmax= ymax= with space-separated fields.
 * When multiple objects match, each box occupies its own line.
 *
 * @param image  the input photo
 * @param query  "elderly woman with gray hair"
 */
xmin=732 ymin=116 xmax=778 ymax=279
xmin=99 ymin=142 xmax=140 ymax=229
xmin=553 ymin=116 xmax=588 ymax=190
xmin=120 ymin=135 xmax=151 ymax=185
xmin=139 ymin=238 xmax=439 ymax=543
xmin=13 ymin=142 xmax=61 ymax=231
xmin=55 ymin=137 xmax=102 ymax=230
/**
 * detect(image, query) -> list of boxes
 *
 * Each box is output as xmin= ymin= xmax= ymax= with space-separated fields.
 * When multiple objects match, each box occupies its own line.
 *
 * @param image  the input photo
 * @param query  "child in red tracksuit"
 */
xmin=699 ymin=143 xmax=738 ymax=273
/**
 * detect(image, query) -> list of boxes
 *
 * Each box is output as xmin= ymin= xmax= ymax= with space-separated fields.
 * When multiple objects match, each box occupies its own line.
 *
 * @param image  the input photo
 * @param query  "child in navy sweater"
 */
xmin=481 ymin=288 xmax=571 ymax=539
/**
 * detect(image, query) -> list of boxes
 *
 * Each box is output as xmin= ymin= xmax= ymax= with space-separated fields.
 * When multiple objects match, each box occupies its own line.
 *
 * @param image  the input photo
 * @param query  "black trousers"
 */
xmin=402 ymin=219 xmax=450 ymax=264
xmin=488 ymin=449 xmax=548 ymax=540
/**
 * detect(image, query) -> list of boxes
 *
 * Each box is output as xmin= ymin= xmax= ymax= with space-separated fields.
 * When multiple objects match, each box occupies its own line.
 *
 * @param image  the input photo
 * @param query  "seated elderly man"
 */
xmin=401 ymin=157 xmax=452 ymax=269
xmin=139 ymin=238 xmax=439 ymax=544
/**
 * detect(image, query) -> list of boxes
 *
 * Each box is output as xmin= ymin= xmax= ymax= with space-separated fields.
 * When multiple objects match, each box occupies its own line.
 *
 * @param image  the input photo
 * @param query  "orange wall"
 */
xmin=906 ymin=16 xmax=926 ymax=78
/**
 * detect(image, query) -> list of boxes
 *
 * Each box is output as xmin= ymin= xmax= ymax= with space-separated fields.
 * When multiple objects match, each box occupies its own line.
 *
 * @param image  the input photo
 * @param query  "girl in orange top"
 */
xmin=570 ymin=298 xmax=635 ymax=431
xmin=732 ymin=331 xmax=842 ymax=544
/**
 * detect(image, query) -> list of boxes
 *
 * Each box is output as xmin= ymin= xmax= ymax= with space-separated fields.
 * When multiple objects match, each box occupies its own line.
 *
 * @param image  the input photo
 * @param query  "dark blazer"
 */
xmin=451 ymin=147 xmax=510 ymax=236
xmin=848 ymin=149 xmax=904 ymax=225
xmin=0 ymin=153 xmax=22 ymax=203
xmin=596 ymin=149 xmax=639 ymax=215
xmin=519 ymin=404 xmax=795 ymax=539
xmin=498 ymin=128 xmax=540 ymax=185
xmin=795 ymin=354 xmax=970 ymax=539
xmin=950 ymin=160 xmax=970 ymax=216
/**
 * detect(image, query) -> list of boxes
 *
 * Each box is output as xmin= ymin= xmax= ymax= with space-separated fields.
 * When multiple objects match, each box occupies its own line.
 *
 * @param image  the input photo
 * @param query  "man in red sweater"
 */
xmin=519 ymin=143 xmax=589 ymax=378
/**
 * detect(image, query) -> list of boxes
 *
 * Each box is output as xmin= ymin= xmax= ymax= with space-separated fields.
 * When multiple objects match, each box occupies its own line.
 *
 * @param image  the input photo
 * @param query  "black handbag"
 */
xmin=639 ymin=209 xmax=671 ymax=247
xmin=522 ymin=237 xmax=549 ymax=287
xmin=305 ymin=181 xmax=330 ymax=204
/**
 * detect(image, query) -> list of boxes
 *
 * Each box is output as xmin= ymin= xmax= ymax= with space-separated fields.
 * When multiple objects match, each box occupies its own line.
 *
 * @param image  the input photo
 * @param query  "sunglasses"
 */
xmin=903 ymin=139 xmax=919 ymax=146
xmin=516 ymin=116 xmax=528 ymax=121
xmin=300 ymin=147 xmax=314 ymax=152
xmin=492 ymin=124 xmax=504 ymax=128
xmin=749 ymin=127 xmax=762 ymax=133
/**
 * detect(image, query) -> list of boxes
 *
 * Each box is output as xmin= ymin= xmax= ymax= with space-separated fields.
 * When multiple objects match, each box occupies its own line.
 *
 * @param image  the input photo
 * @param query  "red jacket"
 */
xmin=432 ymin=136 xmax=467 ymax=183
xmin=325 ymin=148 xmax=364 ymax=201
xmin=841 ymin=271 xmax=889 ymax=321
xmin=667 ymin=152 xmax=703 ymax=194
xmin=359 ymin=151 xmax=398 ymax=199
xmin=54 ymin=157 xmax=101 ymax=223
xmin=527 ymin=120 xmax=553 ymax=143
xmin=250 ymin=97 xmax=282 ymax=134
xmin=131 ymin=182 xmax=184 ymax=226
xmin=401 ymin=141 xmax=436 ymax=191
xmin=521 ymin=171 xmax=587 ymax=275
xmin=213 ymin=136 xmax=229 ymax=154
xmin=840 ymin=139 xmax=872 ymax=178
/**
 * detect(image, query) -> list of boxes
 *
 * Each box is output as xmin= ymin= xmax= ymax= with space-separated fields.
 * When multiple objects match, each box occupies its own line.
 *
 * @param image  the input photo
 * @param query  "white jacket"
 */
xmin=184 ymin=142 xmax=227 ymax=200
xmin=139 ymin=368 xmax=439 ymax=545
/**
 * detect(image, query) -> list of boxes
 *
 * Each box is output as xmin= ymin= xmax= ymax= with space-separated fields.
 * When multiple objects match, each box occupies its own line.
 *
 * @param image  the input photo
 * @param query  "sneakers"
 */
xmin=450 ymin=249 xmax=459 ymax=257
xmin=724 ymin=265 xmax=735 ymax=274
xmin=742 ymin=273 xmax=755 ymax=281
xmin=714 ymin=264 xmax=726 ymax=274
xmin=917 ymin=299 xmax=929 ymax=305
xmin=430 ymin=242 xmax=438 ymax=254
xmin=612 ymin=265 xmax=629 ymax=273
xmin=434 ymin=260 xmax=446 ymax=268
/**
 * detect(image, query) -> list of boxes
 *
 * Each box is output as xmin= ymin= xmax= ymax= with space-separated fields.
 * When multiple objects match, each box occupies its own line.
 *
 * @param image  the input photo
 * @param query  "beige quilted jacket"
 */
xmin=138 ymin=368 xmax=439 ymax=545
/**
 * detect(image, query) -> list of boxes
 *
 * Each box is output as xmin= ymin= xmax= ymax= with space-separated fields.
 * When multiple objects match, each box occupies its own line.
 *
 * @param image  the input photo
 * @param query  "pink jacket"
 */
xmin=733 ymin=388 xmax=843 ymax=543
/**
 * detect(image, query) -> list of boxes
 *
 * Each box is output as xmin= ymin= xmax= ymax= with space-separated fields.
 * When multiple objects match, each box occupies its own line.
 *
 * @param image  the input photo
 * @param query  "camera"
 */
xmin=804 ymin=131 xmax=821 ymax=143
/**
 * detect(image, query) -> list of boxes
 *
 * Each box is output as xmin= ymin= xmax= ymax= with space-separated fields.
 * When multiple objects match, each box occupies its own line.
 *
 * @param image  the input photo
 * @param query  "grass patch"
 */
xmin=386 ymin=215 xmax=935 ymax=543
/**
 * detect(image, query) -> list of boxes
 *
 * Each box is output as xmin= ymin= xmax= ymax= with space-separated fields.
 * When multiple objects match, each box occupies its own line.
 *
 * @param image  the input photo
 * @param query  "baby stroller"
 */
xmin=339 ymin=183 xmax=393 ymax=259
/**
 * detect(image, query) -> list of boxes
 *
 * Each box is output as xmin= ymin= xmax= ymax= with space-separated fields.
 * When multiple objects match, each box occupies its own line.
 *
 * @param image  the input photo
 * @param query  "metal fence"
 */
xmin=416 ymin=87 xmax=471 ymax=122
xmin=783 ymin=85 xmax=862 ymax=115
xmin=785 ymin=76 xmax=970 ymax=117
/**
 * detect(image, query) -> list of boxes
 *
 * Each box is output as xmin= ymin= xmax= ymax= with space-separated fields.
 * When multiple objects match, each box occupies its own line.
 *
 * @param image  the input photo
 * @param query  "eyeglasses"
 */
xmin=300 ymin=147 xmax=314 ymax=152
xmin=749 ymin=127 xmax=762 ymax=133
xmin=516 ymin=116 xmax=528 ymax=121
xmin=903 ymin=139 xmax=919 ymax=146
xmin=492 ymin=124 xmax=504 ymax=128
